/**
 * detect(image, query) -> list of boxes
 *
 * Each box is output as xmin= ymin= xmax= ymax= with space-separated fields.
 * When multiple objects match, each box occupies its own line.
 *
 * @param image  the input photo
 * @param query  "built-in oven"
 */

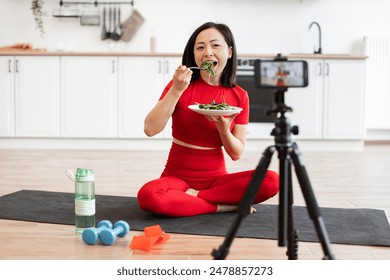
xmin=236 ymin=58 xmax=276 ymax=139
xmin=237 ymin=58 xmax=276 ymax=123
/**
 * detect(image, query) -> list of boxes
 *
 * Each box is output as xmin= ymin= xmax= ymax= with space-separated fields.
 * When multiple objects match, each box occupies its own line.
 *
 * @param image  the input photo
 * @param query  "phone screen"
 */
xmin=255 ymin=60 xmax=308 ymax=88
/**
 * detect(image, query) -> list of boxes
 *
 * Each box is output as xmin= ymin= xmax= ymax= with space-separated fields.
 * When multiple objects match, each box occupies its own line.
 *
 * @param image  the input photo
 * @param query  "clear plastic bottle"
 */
xmin=74 ymin=168 xmax=96 ymax=233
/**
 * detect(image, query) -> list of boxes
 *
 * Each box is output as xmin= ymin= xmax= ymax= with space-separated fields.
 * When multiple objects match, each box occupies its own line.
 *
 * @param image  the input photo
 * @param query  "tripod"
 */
xmin=212 ymin=89 xmax=335 ymax=260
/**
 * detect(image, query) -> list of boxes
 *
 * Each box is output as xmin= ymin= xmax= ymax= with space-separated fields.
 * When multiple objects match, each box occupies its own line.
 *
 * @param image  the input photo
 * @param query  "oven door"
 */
xmin=236 ymin=69 xmax=276 ymax=123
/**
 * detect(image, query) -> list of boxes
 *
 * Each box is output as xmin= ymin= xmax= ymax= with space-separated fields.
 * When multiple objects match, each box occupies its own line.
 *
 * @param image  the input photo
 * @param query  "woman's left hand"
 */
xmin=204 ymin=113 xmax=239 ymax=132
xmin=204 ymin=113 xmax=246 ymax=161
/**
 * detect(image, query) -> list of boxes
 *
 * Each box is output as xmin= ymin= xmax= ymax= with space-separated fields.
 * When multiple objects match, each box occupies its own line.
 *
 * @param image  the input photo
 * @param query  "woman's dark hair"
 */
xmin=182 ymin=22 xmax=237 ymax=87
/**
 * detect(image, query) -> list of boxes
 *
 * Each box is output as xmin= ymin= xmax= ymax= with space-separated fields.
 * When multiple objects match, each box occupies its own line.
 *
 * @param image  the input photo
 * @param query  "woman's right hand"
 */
xmin=171 ymin=65 xmax=192 ymax=94
xmin=144 ymin=66 xmax=192 ymax=137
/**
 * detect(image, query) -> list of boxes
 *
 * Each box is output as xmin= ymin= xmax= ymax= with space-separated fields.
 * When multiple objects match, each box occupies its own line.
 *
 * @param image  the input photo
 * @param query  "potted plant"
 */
xmin=31 ymin=0 xmax=45 ymax=37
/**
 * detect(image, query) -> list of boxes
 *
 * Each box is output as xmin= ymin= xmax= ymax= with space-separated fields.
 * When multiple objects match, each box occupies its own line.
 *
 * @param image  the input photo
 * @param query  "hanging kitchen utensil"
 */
xmin=111 ymin=6 xmax=122 ymax=41
xmin=80 ymin=6 xmax=100 ymax=26
xmin=109 ymin=7 xmax=121 ymax=41
xmin=120 ymin=9 xmax=145 ymax=42
xmin=108 ymin=7 xmax=113 ymax=37
xmin=101 ymin=7 xmax=108 ymax=40
xmin=52 ymin=4 xmax=81 ymax=17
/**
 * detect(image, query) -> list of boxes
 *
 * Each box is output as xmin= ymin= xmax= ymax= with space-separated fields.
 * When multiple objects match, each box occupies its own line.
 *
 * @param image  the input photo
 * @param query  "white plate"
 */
xmin=188 ymin=104 xmax=243 ymax=116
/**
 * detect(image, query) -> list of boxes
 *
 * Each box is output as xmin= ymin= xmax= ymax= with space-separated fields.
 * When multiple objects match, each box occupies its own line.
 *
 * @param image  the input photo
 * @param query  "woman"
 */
xmin=137 ymin=22 xmax=279 ymax=217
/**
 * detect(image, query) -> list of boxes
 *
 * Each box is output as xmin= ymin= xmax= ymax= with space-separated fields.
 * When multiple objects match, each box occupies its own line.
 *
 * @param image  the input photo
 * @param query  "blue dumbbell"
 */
xmin=82 ymin=220 xmax=113 ymax=245
xmin=100 ymin=220 xmax=130 ymax=246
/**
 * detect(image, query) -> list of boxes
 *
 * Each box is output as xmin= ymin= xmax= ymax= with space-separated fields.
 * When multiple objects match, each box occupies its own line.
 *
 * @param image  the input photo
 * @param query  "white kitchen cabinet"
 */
xmin=118 ymin=56 xmax=181 ymax=138
xmin=61 ymin=56 xmax=118 ymax=138
xmin=322 ymin=59 xmax=365 ymax=139
xmin=286 ymin=59 xmax=324 ymax=139
xmin=161 ymin=56 xmax=181 ymax=138
xmin=12 ymin=56 xmax=60 ymax=137
xmin=286 ymin=58 xmax=365 ymax=140
xmin=0 ymin=53 xmax=365 ymax=147
xmin=0 ymin=57 xmax=15 ymax=137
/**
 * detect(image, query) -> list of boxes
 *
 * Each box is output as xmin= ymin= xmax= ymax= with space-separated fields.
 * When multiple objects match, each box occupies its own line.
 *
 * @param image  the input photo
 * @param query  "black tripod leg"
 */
xmin=278 ymin=149 xmax=299 ymax=260
xmin=211 ymin=146 xmax=275 ymax=260
xmin=277 ymin=148 xmax=289 ymax=247
xmin=286 ymin=162 xmax=298 ymax=260
xmin=289 ymin=143 xmax=335 ymax=260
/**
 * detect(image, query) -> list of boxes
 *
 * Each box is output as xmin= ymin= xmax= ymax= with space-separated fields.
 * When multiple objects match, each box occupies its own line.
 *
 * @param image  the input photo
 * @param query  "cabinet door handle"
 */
xmin=317 ymin=62 xmax=322 ymax=76
xmin=112 ymin=60 xmax=115 ymax=73
xmin=158 ymin=60 xmax=162 ymax=74
xmin=15 ymin=59 xmax=19 ymax=73
xmin=164 ymin=60 xmax=169 ymax=74
xmin=324 ymin=63 xmax=329 ymax=76
xmin=8 ymin=59 xmax=12 ymax=73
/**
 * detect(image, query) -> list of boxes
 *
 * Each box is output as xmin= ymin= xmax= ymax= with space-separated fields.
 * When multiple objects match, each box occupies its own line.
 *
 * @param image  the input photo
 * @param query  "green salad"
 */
xmin=201 ymin=61 xmax=216 ymax=76
xmin=198 ymin=100 xmax=234 ymax=110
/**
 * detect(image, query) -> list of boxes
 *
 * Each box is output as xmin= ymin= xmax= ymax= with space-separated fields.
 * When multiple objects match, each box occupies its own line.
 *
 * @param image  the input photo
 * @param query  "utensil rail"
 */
xmin=59 ymin=1 xmax=134 ymax=6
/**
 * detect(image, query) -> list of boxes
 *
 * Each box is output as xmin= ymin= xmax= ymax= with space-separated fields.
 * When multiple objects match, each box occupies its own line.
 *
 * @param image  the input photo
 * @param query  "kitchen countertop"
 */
xmin=0 ymin=50 xmax=368 ymax=60
xmin=244 ymin=53 xmax=367 ymax=60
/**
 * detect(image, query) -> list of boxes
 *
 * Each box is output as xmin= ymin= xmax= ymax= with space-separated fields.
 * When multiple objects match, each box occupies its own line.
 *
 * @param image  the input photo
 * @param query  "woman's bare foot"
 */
xmin=185 ymin=188 xmax=199 ymax=197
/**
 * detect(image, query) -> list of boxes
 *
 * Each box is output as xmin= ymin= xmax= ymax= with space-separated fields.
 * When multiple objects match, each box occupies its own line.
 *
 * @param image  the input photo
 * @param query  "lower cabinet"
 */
xmin=60 ymin=55 xmax=180 ymax=139
xmin=15 ymin=56 xmax=61 ymax=137
xmin=118 ymin=57 xmax=163 ymax=139
xmin=0 ymin=56 xmax=15 ymax=137
xmin=0 ymin=55 xmax=365 ymax=142
xmin=0 ymin=56 xmax=60 ymax=138
xmin=322 ymin=59 xmax=365 ymax=139
xmin=286 ymin=59 xmax=324 ymax=140
xmin=118 ymin=56 xmax=180 ymax=139
xmin=60 ymin=56 xmax=118 ymax=138
xmin=286 ymin=58 xmax=365 ymax=140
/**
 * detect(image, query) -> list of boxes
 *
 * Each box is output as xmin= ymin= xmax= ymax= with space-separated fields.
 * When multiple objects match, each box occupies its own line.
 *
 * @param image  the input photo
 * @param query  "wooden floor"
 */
xmin=0 ymin=143 xmax=389 ymax=260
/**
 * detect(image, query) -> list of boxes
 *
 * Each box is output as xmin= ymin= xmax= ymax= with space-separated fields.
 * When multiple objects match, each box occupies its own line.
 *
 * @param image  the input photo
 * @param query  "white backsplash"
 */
xmin=1 ymin=0 xmax=389 ymax=54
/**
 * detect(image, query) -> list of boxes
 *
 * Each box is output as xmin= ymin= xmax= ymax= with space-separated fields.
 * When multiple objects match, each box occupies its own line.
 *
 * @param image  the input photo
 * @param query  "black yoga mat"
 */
xmin=0 ymin=190 xmax=389 ymax=247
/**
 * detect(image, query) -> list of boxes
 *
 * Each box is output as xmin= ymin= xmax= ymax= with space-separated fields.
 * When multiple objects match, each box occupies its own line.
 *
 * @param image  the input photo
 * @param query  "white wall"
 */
xmin=1 ymin=0 xmax=390 ymax=54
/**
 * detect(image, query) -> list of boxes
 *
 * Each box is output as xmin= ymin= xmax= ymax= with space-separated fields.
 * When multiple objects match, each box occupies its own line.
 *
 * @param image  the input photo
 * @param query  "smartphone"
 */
xmin=254 ymin=59 xmax=309 ymax=88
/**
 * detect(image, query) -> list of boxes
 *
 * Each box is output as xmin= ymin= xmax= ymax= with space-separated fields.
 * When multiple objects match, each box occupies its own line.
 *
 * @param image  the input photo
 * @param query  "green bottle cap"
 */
xmin=75 ymin=168 xmax=94 ymax=182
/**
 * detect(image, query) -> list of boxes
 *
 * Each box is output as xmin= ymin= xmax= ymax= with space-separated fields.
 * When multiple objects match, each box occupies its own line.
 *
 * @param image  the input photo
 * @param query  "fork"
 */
xmin=174 ymin=66 xmax=207 ymax=71
xmin=175 ymin=62 xmax=216 ymax=71
xmin=189 ymin=61 xmax=217 ymax=70
xmin=189 ymin=66 xmax=208 ymax=70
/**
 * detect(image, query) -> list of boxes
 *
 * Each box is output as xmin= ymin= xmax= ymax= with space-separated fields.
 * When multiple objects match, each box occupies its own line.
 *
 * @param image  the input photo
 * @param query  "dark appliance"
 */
xmin=237 ymin=58 xmax=276 ymax=123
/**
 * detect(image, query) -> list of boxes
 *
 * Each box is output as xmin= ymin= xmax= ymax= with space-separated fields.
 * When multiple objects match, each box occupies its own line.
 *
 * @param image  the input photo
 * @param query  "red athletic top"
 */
xmin=159 ymin=78 xmax=249 ymax=148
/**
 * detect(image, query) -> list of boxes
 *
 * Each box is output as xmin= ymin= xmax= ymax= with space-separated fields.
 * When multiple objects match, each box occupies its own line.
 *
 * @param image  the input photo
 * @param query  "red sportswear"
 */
xmin=137 ymin=78 xmax=279 ymax=217
xmin=160 ymin=78 xmax=249 ymax=147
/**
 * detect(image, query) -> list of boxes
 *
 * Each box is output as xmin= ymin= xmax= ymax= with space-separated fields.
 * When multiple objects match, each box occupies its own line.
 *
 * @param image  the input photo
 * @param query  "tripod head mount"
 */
xmin=265 ymin=89 xmax=292 ymax=117
xmin=266 ymin=89 xmax=300 ymax=146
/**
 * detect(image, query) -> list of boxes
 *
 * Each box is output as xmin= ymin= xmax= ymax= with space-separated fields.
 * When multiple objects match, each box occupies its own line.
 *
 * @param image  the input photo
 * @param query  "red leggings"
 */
xmin=137 ymin=143 xmax=279 ymax=217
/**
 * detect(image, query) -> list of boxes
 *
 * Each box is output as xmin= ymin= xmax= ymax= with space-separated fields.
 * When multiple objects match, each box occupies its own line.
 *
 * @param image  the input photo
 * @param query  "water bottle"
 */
xmin=66 ymin=168 xmax=96 ymax=233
